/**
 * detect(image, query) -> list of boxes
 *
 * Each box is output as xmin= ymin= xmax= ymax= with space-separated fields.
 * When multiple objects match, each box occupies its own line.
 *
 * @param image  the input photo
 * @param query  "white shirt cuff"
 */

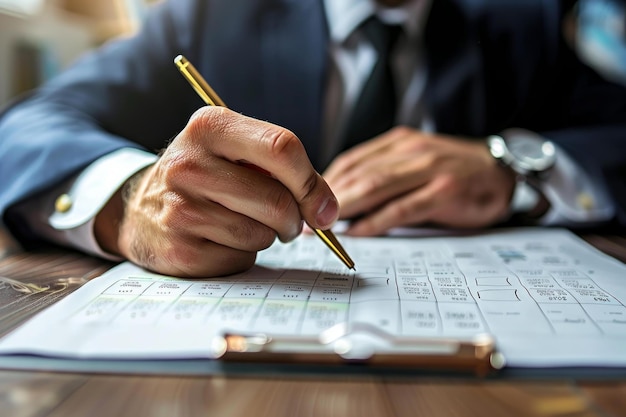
xmin=49 ymin=148 xmax=158 ymax=259
xmin=510 ymin=180 xmax=540 ymax=214
xmin=534 ymin=144 xmax=614 ymax=226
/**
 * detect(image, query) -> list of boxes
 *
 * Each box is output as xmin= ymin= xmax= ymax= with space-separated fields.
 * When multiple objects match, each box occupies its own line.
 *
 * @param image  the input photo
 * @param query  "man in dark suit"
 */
xmin=1 ymin=0 xmax=625 ymax=277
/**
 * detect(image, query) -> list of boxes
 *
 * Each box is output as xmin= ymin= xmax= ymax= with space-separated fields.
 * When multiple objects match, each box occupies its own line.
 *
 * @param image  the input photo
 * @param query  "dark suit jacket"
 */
xmin=1 ymin=0 xmax=626 ymax=244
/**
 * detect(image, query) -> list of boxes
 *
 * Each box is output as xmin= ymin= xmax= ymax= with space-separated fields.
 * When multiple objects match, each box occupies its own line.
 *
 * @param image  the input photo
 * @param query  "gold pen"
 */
xmin=174 ymin=55 xmax=355 ymax=270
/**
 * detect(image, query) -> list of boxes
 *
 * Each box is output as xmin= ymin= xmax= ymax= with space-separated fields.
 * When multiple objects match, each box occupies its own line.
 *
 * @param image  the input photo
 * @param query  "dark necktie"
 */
xmin=342 ymin=17 xmax=402 ymax=150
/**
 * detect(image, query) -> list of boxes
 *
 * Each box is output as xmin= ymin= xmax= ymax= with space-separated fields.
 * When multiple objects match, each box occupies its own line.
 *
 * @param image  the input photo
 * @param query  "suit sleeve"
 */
xmin=509 ymin=0 xmax=626 ymax=229
xmin=0 ymin=0 xmax=206 ymax=244
xmin=541 ymin=41 xmax=626 ymax=229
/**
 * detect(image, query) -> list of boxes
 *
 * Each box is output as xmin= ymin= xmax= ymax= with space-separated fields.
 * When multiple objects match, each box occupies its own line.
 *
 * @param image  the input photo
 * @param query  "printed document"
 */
xmin=0 ymin=227 xmax=625 ymax=367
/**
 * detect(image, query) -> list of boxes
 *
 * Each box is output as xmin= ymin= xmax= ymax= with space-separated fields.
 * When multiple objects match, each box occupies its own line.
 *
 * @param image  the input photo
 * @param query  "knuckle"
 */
xmin=259 ymin=126 xmax=301 ymax=162
xmin=388 ymin=201 xmax=412 ymax=220
xmin=433 ymin=174 xmax=458 ymax=195
xmin=226 ymin=218 xmax=256 ymax=244
xmin=392 ymin=128 xmax=429 ymax=151
xmin=188 ymin=106 xmax=229 ymax=129
xmin=298 ymin=172 xmax=320 ymax=203
xmin=390 ymin=125 xmax=413 ymax=137
xmin=405 ymin=139 xmax=430 ymax=154
xmin=160 ymin=192 xmax=199 ymax=230
xmin=226 ymin=218 xmax=276 ymax=250
xmin=155 ymin=145 xmax=203 ymax=189
xmin=331 ymin=151 xmax=351 ymax=168
xmin=160 ymin=155 xmax=197 ymax=186
xmin=159 ymin=151 xmax=222 ymax=193
xmin=266 ymin=185 xmax=300 ymax=221
xmin=421 ymin=151 xmax=442 ymax=169
xmin=360 ymin=174 xmax=388 ymax=195
xmin=186 ymin=106 xmax=232 ymax=143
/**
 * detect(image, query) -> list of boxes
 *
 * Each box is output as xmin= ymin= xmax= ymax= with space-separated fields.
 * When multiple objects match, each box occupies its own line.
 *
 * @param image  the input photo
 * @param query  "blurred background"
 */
xmin=572 ymin=0 xmax=626 ymax=86
xmin=0 ymin=0 xmax=161 ymax=107
xmin=0 ymin=0 xmax=624 ymax=109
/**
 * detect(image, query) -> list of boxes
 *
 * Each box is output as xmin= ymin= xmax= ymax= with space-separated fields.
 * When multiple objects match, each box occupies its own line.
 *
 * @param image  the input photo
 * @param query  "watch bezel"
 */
xmin=487 ymin=129 xmax=556 ymax=178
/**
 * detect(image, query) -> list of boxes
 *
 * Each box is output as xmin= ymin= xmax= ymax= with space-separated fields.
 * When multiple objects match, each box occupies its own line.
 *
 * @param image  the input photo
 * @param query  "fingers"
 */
xmin=325 ymin=128 xmax=436 ymax=219
xmin=116 ymin=107 xmax=340 ymax=277
xmin=345 ymin=170 xmax=513 ymax=235
xmin=324 ymin=126 xmax=407 ymax=185
xmin=324 ymin=129 xmax=516 ymax=235
xmin=344 ymin=180 xmax=441 ymax=236
xmin=155 ymin=192 xmax=279 ymax=252
xmin=163 ymin=154 xmax=303 ymax=242
xmin=128 ymin=228 xmax=259 ymax=278
xmin=115 ymin=167 xmax=262 ymax=277
xmin=187 ymin=107 xmax=339 ymax=230
xmin=332 ymin=155 xmax=432 ymax=219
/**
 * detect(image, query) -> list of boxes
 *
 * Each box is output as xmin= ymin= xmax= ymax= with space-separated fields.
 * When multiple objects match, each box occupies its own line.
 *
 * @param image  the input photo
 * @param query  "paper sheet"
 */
xmin=1 ymin=227 xmax=625 ymax=367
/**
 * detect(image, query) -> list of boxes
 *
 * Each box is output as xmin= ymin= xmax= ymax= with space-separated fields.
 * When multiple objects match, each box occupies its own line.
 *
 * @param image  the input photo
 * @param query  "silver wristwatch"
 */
xmin=487 ymin=128 xmax=556 ymax=180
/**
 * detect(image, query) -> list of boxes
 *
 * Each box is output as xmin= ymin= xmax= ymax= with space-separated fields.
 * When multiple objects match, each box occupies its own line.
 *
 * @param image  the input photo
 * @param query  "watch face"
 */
xmin=505 ymin=132 xmax=556 ymax=174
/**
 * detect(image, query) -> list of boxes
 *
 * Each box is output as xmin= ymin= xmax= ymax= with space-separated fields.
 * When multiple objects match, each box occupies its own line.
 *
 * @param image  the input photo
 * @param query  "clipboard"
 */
xmin=210 ymin=322 xmax=506 ymax=377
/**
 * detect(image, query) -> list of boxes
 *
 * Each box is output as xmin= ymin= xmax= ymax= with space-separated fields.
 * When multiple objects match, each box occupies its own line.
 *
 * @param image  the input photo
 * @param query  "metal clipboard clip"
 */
xmin=210 ymin=322 xmax=505 ymax=376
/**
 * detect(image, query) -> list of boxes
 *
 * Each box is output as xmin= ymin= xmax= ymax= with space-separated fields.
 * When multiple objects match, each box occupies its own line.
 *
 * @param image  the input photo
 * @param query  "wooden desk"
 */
xmin=1 ymin=227 xmax=625 ymax=417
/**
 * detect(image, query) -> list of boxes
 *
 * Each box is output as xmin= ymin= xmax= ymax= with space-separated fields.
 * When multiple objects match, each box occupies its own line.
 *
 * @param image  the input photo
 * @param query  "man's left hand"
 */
xmin=323 ymin=126 xmax=516 ymax=235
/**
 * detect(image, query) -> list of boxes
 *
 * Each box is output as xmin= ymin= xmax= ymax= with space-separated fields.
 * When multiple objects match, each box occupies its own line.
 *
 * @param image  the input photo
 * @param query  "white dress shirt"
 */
xmin=19 ymin=0 xmax=614 ymax=260
xmin=321 ymin=0 xmax=614 ymax=225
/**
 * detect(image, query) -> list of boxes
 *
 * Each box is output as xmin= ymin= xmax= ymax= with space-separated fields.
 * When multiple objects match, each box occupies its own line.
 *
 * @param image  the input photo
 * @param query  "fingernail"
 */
xmin=316 ymin=197 xmax=338 ymax=228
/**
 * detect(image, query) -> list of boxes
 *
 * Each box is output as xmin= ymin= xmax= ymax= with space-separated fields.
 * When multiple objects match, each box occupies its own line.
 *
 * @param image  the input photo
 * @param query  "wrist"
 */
xmin=94 ymin=165 xmax=151 ymax=258
xmin=487 ymin=129 xmax=556 ymax=221
xmin=528 ymin=192 xmax=550 ymax=218
xmin=94 ymin=187 xmax=124 ymax=257
xmin=509 ymin=177 xmax=551 ymax=220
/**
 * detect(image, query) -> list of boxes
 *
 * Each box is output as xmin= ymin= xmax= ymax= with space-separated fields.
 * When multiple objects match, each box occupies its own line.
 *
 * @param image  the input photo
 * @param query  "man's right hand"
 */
xmin=94 ymin=107 xmax=339 ymax=277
